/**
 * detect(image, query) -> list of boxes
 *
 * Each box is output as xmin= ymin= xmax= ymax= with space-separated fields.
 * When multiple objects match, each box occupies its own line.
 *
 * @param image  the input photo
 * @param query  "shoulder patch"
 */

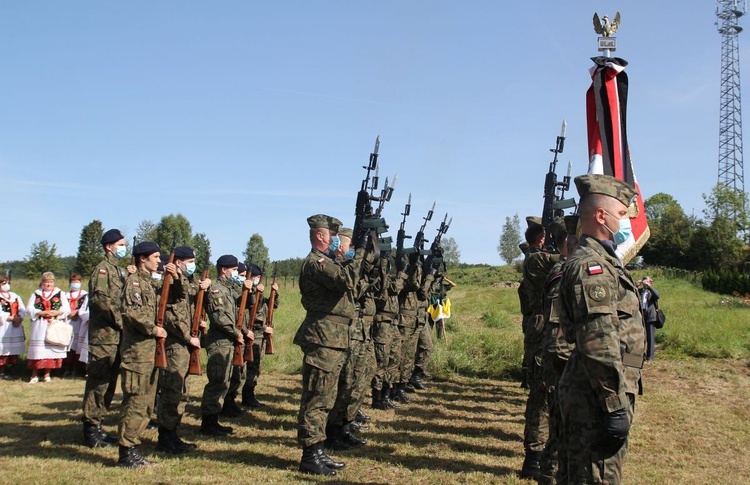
xmin=132 ymin=281 xmax=140 ymax=287
xmin=99 ymin=269 xmax=107 ymax=274
xmin=318 ymin=258 xmax=326 ymax=264
xmin=587 ymin=264 xmax=603 ymax=275
xmin=212 ymin=289 xmax=219 ymax=294
xmin=588 ymin=285 xmax=607 ymax=302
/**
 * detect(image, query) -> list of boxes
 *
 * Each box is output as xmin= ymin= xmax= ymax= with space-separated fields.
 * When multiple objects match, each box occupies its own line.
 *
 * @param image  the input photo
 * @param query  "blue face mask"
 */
xmin=114 ymin=245 xmax=128 ymax=259
xmin=70 ymin=282 xmax=82 ymax=291
xmin=328 ymin=235 xmax=340 ymax=253
xmin=183 ymin=262 xmax=196 ymax=276
xmin=344 ymin=248 xmax=355 ymax=260
xmin=229 ymin=270 xmax=244 ymax=284
xmin=603 ymin=211 xmax=632 ymax=245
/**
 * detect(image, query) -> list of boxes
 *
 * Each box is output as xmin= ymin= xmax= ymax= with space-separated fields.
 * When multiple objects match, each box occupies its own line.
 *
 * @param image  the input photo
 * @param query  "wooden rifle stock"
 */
xmin=244 ymin=284 xmax=262 ymax=362
xmin=154 ymin=250 xmax=176 ymax=370
xmin=233 ymin=279 xmax=250 ymax=366
xmin=265 ymin=272 xmax=278 ymax=355
xmin=188 ymin=267 xmax=210 ymax=376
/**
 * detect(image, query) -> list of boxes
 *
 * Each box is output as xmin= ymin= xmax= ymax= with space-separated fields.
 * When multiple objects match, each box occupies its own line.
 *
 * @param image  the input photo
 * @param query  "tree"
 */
xmin=192 ymin=232 xmax=213 ymax=278
xmin=702 ymin=183 xmax=749 ymax=236
xmin=276 ymin=257 xmax=304 ymax=277
xmin=497 ymin=214 xmax=522 ymax=264
xmin=75 ymin=219 xmax=105 ymax=276
xmin=243 ymin=233 xmax=270 ymax=270
xmin=441 ymin=237 xmax=461 ymax=268
xmin=25 ymin=240 xmax=63 ymax=278
xmin=135 ymin=219 xmax=157 ymax=243
xmin=641 ymin=194 xmax=694 ymax=268
xmin=154 ymin=214 xmax=193 ymax=251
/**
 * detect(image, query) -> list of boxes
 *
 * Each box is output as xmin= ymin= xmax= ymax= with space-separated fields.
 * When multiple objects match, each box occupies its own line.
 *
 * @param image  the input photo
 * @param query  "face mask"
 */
xmin=344 ymin=248 xmax=355 ymax=260
xmin=115 ymin=245 xmax=128 ymax=259
xmin=70 ymin=282 xmax=82 ymax=291
xmin=151 ymin=272 xmax=163 ymax=281
xmin=603 ymin=211 xmax=633 ymax=245
xmin=229 ymin=270 xmax=243 ymax=284
xmin=252 ymin=277 xmax=261 ymax=286
xmin=0 ymin=283 xmax=9 ymax=292
xmin=183 ymin=262 xmax=196 ymax=276
xmin=328 ymin=235 xmax=340 ymax=253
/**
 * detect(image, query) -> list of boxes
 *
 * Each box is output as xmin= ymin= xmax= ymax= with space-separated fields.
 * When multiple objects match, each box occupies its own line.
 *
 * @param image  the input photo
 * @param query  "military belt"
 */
xmin=361 ymin=315 xmax=374 ymax=324
xmin=321 ymin=314 xmax=352 ymax=325
xmin=377 ymin=312 xmax=397 ymax=319
xmin=399 ymin=310 xmax=418 ymax=316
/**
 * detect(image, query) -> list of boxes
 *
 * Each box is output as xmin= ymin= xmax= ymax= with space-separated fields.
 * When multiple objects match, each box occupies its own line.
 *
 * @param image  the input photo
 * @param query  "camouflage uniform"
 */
xmin=294 ymin=246 xmax=364 ymax=447
xmin=200 ymin=277 xmax=242 ymax=417
xmin=398 ymin=263 xmax=433 ymax=385
xmin=241 ymin=290 xmax=279 ymax=404
xmin=118 ymin=269 xmax=160 ymax=447
xmin=226 ymin=284 xmax=254 ymax=406
xmin=372 ymin=261 xmax=406 ymax=392
xmin=558 ymin=235 xmax=645 ymax=484
xmin=83 ymin=252 xmax=126 ymax=426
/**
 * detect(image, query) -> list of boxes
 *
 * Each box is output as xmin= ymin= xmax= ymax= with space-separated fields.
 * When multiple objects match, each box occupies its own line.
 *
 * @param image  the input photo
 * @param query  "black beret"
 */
xmin=248 ymin=263 xmax=263 ymax=276
xmin=217 ymin=254 xmax=238 ymax=268
xmin=101 ymin=228 xmax=125 ymax=245
xmin=237 ymin=262 xmax=247 ymax=274
xmin=173 ymin=246 xmax=195 ymax=260
xmin=133 ymin=241 xmax=161 ymax=257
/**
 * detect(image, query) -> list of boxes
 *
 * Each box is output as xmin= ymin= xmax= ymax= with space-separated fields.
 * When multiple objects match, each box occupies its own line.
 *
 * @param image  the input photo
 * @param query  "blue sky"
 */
xmin=0 ymin=1 xmax=742 ymax=264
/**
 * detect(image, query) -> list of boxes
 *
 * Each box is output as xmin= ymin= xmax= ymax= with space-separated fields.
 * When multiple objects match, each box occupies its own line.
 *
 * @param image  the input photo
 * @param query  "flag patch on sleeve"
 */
xmin=132 ymin=281 xmax=140 ymax=287
xmin=99 ymin=269 xmax=107 ymax=274
xmin=587 ymin=264 xmax=603 ymax=275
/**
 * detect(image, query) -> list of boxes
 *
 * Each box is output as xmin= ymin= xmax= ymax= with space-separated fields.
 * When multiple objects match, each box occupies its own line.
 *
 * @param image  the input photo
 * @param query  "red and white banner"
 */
xmin=586 ymin=56 xmax=649 ymax=264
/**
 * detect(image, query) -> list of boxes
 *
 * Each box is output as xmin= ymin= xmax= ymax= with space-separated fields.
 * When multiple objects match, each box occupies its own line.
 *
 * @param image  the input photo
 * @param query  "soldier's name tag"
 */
xmin=587 ymin=264 xmax=603 ymax=275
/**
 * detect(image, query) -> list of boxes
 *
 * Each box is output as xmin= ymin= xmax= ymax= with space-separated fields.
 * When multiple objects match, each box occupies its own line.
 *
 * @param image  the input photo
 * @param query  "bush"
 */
xmin=702 ymin=268 xmax=750 ymax=296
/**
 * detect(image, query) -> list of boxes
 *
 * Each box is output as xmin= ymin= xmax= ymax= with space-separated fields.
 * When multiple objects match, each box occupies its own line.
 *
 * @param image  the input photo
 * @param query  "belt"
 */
xmin=361 ymin=316 xmax=374 ymax=324
xmin=377 ymin=312 xmax=397 ymax=319
xmin=399 ymin=310 xmax=417 ymax=316
xmin=324 ymin=314 xmax=352 ymax=325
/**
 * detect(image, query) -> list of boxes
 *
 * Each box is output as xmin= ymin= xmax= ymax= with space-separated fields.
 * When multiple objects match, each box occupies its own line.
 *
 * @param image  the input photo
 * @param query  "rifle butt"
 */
xmin=264 ymin=333 xmax=275 ymax=355
xmin=243 ymin=338 xmax=255 ymax=362
xmin=154 ymin=338 xmax=167 ymax=369
xmin=188 ymin=348 xmax=202 ymax=376
xmin=232 ymin=342 xmax=245 ymax=367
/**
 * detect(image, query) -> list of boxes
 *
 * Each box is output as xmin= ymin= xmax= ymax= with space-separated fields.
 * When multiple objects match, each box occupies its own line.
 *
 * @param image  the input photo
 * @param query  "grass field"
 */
xmin=1 ymin=271 xmax=749 ymax=483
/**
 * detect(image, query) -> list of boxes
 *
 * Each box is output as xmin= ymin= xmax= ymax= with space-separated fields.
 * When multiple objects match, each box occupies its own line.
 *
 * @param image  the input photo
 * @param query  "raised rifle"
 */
xmin=154 ymin=232 xmax=178 ymax=369
xmin=541 ymin=120 xmax=575 ymax=252
xmin=412 ymin=201 xmax=435 ymax=260
xmin=395 ymin=194 xmax=412 ymax=271
xmin=428 ymin=214 xmax=452 ymax=268
xmin=264 ymin=262 xmax=278 ymax=355
xmin=188 ymin=253 xmax=210 ymax=376
xmin=353 ymin=136 xmax=390 ymax=257
xmin=233 ymin=261 xmax=251 ymax=366
xmin=130 ymin=236 xmax=137 ymax=266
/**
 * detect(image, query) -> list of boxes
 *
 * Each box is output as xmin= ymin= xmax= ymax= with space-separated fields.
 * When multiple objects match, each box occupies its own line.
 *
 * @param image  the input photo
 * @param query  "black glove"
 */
xmin=601 ymin=408 xmax=630 ymax=454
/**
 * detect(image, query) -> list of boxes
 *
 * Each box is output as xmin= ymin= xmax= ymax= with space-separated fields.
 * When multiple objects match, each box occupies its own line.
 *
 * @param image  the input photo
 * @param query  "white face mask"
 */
xmin=0 ymin=283 xmax=9 ymax=292
xmin=252 ymin=277 xmax=261 ymax=286
xmin=70 ymin=282 xmax=82 ymax=291
xmin=183 ymin=262 xmax=197 ymax=276
xmin=151 ymin=272 xmax=163 ymax=281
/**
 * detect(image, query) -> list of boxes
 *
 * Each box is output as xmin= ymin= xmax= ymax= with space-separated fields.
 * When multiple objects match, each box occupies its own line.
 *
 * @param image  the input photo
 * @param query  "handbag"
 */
xmin=654 ymin=301 xmax=666 ymax=329
xmin=45 ymin=318 xmax=74 ymax=347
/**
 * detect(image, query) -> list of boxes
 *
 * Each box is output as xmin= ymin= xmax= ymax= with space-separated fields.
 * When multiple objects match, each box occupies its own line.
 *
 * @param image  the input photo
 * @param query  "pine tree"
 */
xmin=75 ymin=220 xmax=105 ymax=276
xmin=243 ymin=233 xmax=270 ymax=270
xmin=25 ymin=240 xmax=63 ymax=279
xmin=497 ymin=214 xmax=522 ymax=264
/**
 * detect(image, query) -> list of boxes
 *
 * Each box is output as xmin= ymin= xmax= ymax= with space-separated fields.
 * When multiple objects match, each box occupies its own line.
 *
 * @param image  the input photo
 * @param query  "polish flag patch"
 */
xmin=587 ymin=264 xmax=603 ymax=275
xmin=212 ymin=289 xmax=219 ymax=294
xmin=99 ymin=269 xmax=107 ymax=274
xmin=132 ymin=281 xmax=140 ymax=287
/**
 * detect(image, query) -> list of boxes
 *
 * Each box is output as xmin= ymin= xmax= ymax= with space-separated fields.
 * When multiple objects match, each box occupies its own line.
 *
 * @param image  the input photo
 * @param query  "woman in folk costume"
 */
xmin=64 ymin=273 xmax=89 ymax=376
xmin=26 ymin=272 xmax=71 ymax=383
xmin=0 ymin=273 xmax=26 ymax=380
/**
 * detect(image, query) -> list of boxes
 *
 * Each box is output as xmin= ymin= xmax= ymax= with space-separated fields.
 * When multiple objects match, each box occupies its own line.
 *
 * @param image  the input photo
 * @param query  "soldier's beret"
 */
xmin=564 ymin=215 xmax=580 ymax=234
xmin=133 ymin=241 xmax=160 ymax=257
xmin=237 ymin=262 xmax=247 ymax=274
xmin=574 ymin=174 xmax=637 ymax=208
xmin=550 ymin=217 xmax=567 ymax=243
xmin=101 ymin=228 xmax=125 ymax=245
xmin=248 ymin=263 xmax=263 ymax=276
xmin=217 ymin=254 xmax=238 ymax=268
xmin=173 ymin=246 xmax=194 ymax=260
xmin=338 ymin=227 xmax=353 ymax=239
xmin=525 ymin=216 xmax=543 ymax=229
xmin=307 ymin=214 xmax=330 ymax=229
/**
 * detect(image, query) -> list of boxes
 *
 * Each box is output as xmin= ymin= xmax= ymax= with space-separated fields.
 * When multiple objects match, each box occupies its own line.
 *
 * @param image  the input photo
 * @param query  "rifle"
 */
xmin=427 ymin=214 xmax=452 ymax=269
xmin=264 ymin=263 xmax=278 ymax=355
xmin=541 ymin=120 xmax=575 ymax=252
xmin=412 ymin=201 xmax=435 ymax=260
xmin=353 ymin=136 xmax=390 ymax=258
xmin=233 ymin=262 xmax=251 ymax=366
xmin=396 ymin=194 xmax=412 ymax=271
xmin=130 ymin=236 xmax=137 ymax=266
xmin=154 ymin=232 xmax=178 ymax=369
xmin=188 ymin=254 xmax=210 ymax=376
xmin=243 ymin=273 xmax=262 ymax=362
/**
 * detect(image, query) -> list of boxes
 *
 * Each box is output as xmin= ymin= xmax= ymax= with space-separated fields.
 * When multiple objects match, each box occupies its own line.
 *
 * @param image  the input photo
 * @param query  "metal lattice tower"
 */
xmin=716 ymin=0 xmax=746 ymax=195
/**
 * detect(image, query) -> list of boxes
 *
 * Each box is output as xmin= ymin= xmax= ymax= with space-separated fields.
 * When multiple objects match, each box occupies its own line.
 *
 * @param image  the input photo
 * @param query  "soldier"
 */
xmin=294 ymin=214 xmax=367 ymax=476
xmin=225 ymin=261 xmax=249 ymax=417
xmin=117 ymin=241 xmax=168 ymax=468
xmin=240 ymin=263 xmax=279 ymax=408
xmin=156 ymin=245 xmax=211 ymax=454
xmin=520 ymin=216 xmax=559 ymax=479
xmin=82 ymin=228 xmax=134 ymax=448
xmin=200 ymin=255 xmax=253 ymax=436
xmin=538 ymin=216 xmax=578 ymax=483
xmin=557 ymin=174 xmax=645 ymax=484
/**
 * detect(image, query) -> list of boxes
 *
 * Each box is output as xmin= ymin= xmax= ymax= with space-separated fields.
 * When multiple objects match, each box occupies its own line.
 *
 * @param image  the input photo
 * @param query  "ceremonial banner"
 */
xmin=586 ymin=56 xmax=649 ymax=263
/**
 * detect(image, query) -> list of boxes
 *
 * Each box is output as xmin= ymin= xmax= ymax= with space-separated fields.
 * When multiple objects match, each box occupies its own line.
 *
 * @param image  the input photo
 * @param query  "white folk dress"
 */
xmin=64 ymin=289 xmax=89 ymax=355
xmin=26 ymin=288 xmax=71 ymax=363
xmin=0 ymin=291 xmax=27 ymax=361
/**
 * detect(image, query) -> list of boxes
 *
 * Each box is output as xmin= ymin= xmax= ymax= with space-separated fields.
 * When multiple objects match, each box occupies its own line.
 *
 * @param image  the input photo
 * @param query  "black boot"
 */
xmin=324 ymin=425 xmax=352 ymax=451
xmin=173 ymin=431 xmax=198 ymax=450
xmin=97 ymin=421 xmax=118 ymax=445
xmin=393 ymin=384 xmax=410 ymax=404
xmin=157 ymin=427 xmax=190 ymax=454
xmin=371 ymin=388 xmax=388 ymax=410
xmin=314 ymin=442 xmax=346 ymax=470
xmin=299 ymin=444 xmax=336 ymax=476
xmin=383 ymin=387 xmax=400 ymax=410
xmin=355 ymin=409 xmax=371 ymax=423
xmin=404 ymin=381 xmax=416 ymax=393
xmin=220 ymin=399 xmax=245 ymax=418
xmin=415 ymin=366 xmax=431 ymax=380
xmin=200 ymin=414 xmax=233 ymax=436
xmin=341 ymin=422 xmax=367 ymax=446
xmin=83 ymin=421 xmax=113 ymax=448
xmin=116 ymin=445 xmax=152 ymax=468
xmin=409 ymin=373 xmax=427 ymax=390
xmin=519 ymin=450 xmax=543 ymax=479
xmin=241 ymin=387 xmax=265 ymax=408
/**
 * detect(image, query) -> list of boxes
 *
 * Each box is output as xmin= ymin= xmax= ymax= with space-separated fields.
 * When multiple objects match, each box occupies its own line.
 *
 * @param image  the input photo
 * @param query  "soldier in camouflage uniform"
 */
xmin=520 ymin=216 xmax=559 ymax=479
xmin=200 ymin=254 xmax=253 ymax=436
xmin=410 ymin=275 xmax=434 ymax=391
xmin=117 ymin=241 xmax=168 ymax=468
xmin=517 ymin=240 xmax=531 ymax=390
xmin=558 ymin=174 xmax=645 ymax=484
xmin=82 ymin=228 xmax=134 ymax=448
xmin=539 ymin=216 xmax=578 ymax=483
xmin=294 ymin=214 xmax=368 ymax=476
xmin=240 ymin=263 xmax=280 ymax=408
xmin=156 ymin=246 xmax=211 ymax=454
xmin=224 ymin=261 xmax=251 ymax=417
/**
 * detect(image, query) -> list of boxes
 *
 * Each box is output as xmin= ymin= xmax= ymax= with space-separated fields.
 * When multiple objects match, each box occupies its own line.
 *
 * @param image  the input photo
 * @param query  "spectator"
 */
xmin=64 ymin=274 xmax=89 ymax=377
xmin=0 ymin=274 xmax=26 ymax=380
xmin=638 ymin=276 xmax=661 ymax=361
xmin=26 ymin=272 xmax=71 ymax=383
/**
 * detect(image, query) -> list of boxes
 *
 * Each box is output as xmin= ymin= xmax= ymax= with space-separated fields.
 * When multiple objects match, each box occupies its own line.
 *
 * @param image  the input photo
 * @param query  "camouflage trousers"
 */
xmin=227 ymin=357 xmax=246 ymax=403
xmin=398 ymin=322 xmax=421 ymax=383
xmin=345 ymin=337 xmax=375 ymax=422
xmin=385 ymin=322 xmax=404 ymax=387
xmin=558 ymin=381 xmax=635 ymax=485
xmin=329 ymin=336 xmax=369 ymax=425
xmin=541 ymin=352 xmax=570 ymax=483
xmin=297 ymin=343 xmax=348 ymax=447
xmin=82 ymin=342 xmax=121 ymax=425
xmin=200 ymin=339 xmax=234 ymax=416
xmin=118 ymin=361 xmax=159 ymax=447
xmin=371 ymin=318 xmax=396 ymax=390
xmin=242 ymin=333 xmax=266 ymax=401
xmin=523 ymin=354 xmax=549 ymax=454
xmin=157 ymin=343 xmax=190 ymax=431
xmin=414 ymin=320 xmax=434 ymax=371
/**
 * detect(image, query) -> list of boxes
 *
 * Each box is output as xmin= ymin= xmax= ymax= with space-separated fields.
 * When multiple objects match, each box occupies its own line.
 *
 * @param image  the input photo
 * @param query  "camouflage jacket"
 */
xmin=398 ymin=264 xmax=434 ymax=328
xmin=522 ymin=247 xmax=559 ymax=352
xmin=352 ymin=268 xmax=377 ymax=341
xmin=374 ymin=262 xmax=407 ymax=323
xmin=294 ymin=247 xmax=365 ymax=350
xmin=559 ymin=235 xmax=646 ymax=413
xmin=163 ymin=272 xmax=199 ymax=347
xmin=205 ymin=277 xmax=242 ymax=344
xmin=541 ymin=258 xmax=575 ymax=360
xmin=88 ymin=253 xmax=127 ymax=345
xmin=120 ymin=269 xmax=159 ymax=365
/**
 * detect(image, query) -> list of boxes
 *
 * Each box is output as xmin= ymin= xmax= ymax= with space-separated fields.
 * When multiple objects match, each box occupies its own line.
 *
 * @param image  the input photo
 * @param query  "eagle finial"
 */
xmin=593 ymin=11 xmax=621 ymax=37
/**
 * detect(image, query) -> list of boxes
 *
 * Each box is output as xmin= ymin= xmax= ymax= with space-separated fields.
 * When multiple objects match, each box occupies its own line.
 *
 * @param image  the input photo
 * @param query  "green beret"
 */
xmin=338 ymin=227 xmax=353 ymax=239
xmin=574 ymin=174 xmax=637 ymax=208
xmin=327 ymin=216 xmax=343 ymax=232
xmin=307 ymin=214 xmax=330 ymax=229
xmin=525 ymin=216 xmax=543 ymax=229
xmin=550 ymin=217 xmax=567 ymax=242
xmin=564 ymin=215 xmax=579 ymax=234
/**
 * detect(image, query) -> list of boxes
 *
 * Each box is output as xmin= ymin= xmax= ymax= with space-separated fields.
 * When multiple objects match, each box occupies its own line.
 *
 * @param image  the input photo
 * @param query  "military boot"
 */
xmin=220 ymin=399 xmax=245 ymax=418
xmin=157 ymin=427 xmax=190 ymax=454
xmin=519 ymin=450 xmax=543 ymax=479
xmin=116 ymin=445 xmax=152 ymax=468
xmin=404 ymin=381 xmax=416 ymax=393
xmin=324 ymin=425 xmax=353 ymax=451
xmin=382 ymin=387 xmax=400 ymax=410
xmin=97 ymin=421 xmax=119 ymax=444
xmin=200 ymin=414 xmax=233 ymax=436
xmin=314 ymin=442 xmax=346 ymax=470
xmin=409 ymin=373 xmax=427 ymax=390
xmin=371 ymin=388 xmax=388 ymax=410
xmin=174 ymin=431 xmax=198 ymax=450
xmin=341 ymin=422 xmax=367 ymax=446
xmin=393 ymin=384 xmax=410 ymax=404
xmin=241 ymin=387 xmax=265 ymax=408
xmin=299 ymin=444 xmax=336 ymax=476
xmin=356 ymin=409 xmax=371 ymax=423
xmin=83 ymin=421 xmax=113 ymax=448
